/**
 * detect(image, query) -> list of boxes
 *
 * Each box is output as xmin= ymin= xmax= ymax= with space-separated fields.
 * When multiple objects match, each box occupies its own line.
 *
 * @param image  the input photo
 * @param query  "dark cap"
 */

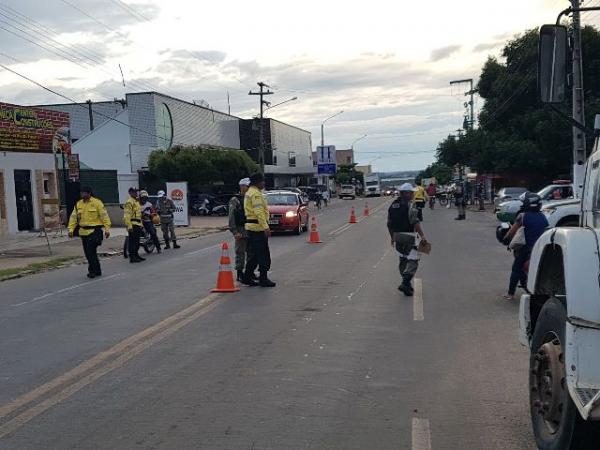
xmin=80 ymin=186 xmax=93 ymax=193
xmin=249 ymin=172 xmax=264 ymax=184
xmin=128 ymin=187 xmax=138 ymax=193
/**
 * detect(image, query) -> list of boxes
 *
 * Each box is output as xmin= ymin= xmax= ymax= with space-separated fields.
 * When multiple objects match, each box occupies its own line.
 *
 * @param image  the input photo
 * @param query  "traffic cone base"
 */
xmin=308 ymin=217 xmax=322 ymax=244
xmin=211 ymin=242 xmax=240 ymax=293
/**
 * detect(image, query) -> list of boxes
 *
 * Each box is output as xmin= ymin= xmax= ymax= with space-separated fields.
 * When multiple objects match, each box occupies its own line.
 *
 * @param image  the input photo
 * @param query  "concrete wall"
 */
xmin=0 ymin=152 xmax=55 ymax=234
xmin=72 ymin=109 xmax=132 ymax=174
xmin=127 ymin=92 xmax=241 ymax=172
xmin=270 ymin=119 xmax=312 ymax=169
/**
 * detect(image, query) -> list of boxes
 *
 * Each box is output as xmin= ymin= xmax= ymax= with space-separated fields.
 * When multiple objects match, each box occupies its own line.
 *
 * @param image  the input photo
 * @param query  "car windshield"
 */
xmin=366 ymin=181 xmax=379 ymax=186
xmin=502 ymin=187 xmax=527 ymax=195
xmin=266 ymin=194 xmax=298 ymax=206
xmin=341 ymin=185 xmax=354 ymax=189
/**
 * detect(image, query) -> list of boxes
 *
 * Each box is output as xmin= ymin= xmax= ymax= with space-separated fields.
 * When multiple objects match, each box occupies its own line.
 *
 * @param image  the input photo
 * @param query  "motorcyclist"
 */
xmin=502 ymin=192 xmax=548 ymax=300
xmin=140 ymin=190 xmax=161 ymax=254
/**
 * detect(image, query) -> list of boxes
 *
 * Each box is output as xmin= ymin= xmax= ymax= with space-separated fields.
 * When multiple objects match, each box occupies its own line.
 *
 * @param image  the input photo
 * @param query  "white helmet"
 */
xmin=399 ymin=183 xmax=416 ymax=192
xmin=157 ymin=190 xmax=166 ymax=197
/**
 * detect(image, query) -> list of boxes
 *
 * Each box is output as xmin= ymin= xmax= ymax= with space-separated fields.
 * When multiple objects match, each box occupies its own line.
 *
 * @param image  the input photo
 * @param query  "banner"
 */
xmin=166 ymin=182 xmax=189 ymax=226
xmin=0 ymin=102 xmax=71 ymax=154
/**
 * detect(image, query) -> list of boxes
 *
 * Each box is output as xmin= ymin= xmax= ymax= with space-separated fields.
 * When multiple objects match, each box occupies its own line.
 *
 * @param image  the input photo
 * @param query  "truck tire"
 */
xmin=530 ymin=297 xmax=600 ymax=449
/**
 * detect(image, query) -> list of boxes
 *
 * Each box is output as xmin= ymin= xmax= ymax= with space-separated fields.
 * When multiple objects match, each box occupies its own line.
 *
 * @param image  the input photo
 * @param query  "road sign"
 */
xmin=316 ymin=145 xmax=336 ymax=164
xmin=318 ymin=163 xmax=336 ymax=175
xmin=67 ymin=153 xmax=80 ymax=182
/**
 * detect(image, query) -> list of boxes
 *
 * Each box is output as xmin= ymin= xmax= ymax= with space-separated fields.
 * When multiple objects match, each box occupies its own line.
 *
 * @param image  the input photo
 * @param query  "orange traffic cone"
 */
xmin=349 ymin=206 xmax=357 ymax=224
xmin=308 ymin=216 xmax=322 ymax=244
xmin=363 ymin=201 xmax=370 ymax=217
xmin=211 ymin=242 xmax=240 ymax=293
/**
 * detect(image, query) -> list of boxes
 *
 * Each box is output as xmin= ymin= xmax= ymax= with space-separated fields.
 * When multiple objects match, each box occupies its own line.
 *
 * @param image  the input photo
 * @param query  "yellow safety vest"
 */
xmin=123 ymin=196 xmax=142 ymax=230
xmin=244 ymin=186 xmax=269 ymax=232
xmin=68 ymin=197 xmax=111 ymax=236
xmin=414 ymin=186 xmax=428 ymax=201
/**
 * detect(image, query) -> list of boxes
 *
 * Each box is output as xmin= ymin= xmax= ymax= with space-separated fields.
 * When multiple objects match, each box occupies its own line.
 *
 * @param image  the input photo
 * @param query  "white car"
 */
xmin=496 ymin=183 xmax=574 ymax=223
xmin=339 ymin=184 xmax=356 ymax=199
xmin=541 ymin=198 xmax=580 ymax=227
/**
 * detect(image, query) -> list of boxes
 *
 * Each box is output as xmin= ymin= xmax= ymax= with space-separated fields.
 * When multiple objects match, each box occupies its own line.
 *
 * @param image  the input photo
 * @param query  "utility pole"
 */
xmin=571 ymin=0 xmax=586 ymax=197
xmin=249 ymin=82 xmax=274 ymax=171
xmin=450 ymin=79 xmax=475 ymax=130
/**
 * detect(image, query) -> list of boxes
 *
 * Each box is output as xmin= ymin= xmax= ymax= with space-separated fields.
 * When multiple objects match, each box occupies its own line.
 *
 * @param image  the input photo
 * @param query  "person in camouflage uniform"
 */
xmin=228 ymin=178 xmax=251 ymax=281
xmin=157 ymin=190 xmax=180 ymax=249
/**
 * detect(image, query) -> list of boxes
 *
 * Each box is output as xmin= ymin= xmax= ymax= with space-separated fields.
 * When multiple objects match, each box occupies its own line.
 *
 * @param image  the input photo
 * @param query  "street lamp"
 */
xmin=321 ymin=110 xmax=344 ymax=146
xmin=350 ymin=134 xmax=368 ymax=151
xmin=263 ymin=96 xmax=298 ymax=114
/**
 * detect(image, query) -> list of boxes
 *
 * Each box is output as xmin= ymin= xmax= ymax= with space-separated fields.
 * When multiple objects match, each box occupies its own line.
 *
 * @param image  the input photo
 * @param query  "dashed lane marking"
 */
xmin=412 ymin=417 xmax=432 ymax=450
xmin=11 ymin=273 xmax=124 ymax=308
xmin=413 ymin=278 xmax=424 ymax=321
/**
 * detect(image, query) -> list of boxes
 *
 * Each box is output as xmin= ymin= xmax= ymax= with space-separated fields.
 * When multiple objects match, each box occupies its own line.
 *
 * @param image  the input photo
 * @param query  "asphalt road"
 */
xmin=0 ymin=197 xmax=536 ymax=450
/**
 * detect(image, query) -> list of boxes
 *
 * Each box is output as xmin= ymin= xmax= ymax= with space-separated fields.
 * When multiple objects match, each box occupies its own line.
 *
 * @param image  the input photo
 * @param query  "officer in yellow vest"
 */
xmin=413 ymin=180 xmax=429 ymax=222
xmin=124 ymin=187 xmax=145 ymax=263
xmin=68 ymin=186 xmax=111 ymax=278
xmin=242 ymin=173 xmax=276 ymax=287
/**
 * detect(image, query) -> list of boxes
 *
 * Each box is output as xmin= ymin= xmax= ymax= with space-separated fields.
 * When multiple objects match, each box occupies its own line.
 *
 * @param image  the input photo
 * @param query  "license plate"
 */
xmin=268 ymin=219 xmax=279 ymax=225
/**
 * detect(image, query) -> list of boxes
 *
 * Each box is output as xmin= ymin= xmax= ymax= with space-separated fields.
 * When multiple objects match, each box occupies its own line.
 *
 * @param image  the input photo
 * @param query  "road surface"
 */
xmin=0 ymin=197 xmax=535 ymax=449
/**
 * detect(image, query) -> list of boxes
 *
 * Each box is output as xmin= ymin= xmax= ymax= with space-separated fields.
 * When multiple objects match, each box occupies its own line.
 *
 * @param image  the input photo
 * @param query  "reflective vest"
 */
xmin=244 ymin=186 xmax=269 ymax=232
xmin=68 ymin=197 xmax=111 ymax=237
xmin=124 ymin=197 xmax=142 ymax=229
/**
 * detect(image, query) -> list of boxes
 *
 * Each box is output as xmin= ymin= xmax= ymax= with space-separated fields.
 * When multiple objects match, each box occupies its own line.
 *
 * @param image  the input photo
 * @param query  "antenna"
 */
xmin=118 ymin=64 xmax=126 ymax=87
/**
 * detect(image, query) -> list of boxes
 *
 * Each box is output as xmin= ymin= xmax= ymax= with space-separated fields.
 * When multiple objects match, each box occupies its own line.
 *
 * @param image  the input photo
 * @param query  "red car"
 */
xmin=265 ymin=191 xmax=310 ymax=235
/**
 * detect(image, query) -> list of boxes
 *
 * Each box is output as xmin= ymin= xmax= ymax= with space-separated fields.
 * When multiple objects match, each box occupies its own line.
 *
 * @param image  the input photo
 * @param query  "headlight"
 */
xmin=285 ymin=211 xmax=298 ymax=218
xmin=542 ymin=207 xmax=557 ymax=216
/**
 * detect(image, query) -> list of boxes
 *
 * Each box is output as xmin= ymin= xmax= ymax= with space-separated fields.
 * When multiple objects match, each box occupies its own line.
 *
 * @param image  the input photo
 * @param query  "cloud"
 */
xmin=473 ymin=41 xmax=504 ymax=52
xmin=167 ymin=50 xmax=227 ymax=64
xmin=430 ymin=45 xmax=462 ymax=62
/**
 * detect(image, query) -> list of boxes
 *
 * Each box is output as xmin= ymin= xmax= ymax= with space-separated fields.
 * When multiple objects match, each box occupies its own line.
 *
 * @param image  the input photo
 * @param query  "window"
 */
xmin=155 ymin=103 xmax=174 ymax=150
xmin=273 ymin=154 xmax=278 ymax=165
xmin=288 ymin=152 xmax=296 ymax=167
xmin=43 ymin=179 xmax=50 ymax=195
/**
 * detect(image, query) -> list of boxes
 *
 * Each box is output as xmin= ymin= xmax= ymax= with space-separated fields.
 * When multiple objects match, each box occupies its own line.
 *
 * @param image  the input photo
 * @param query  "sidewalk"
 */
xmin=0 ymin=216 xmax=228 ymax=280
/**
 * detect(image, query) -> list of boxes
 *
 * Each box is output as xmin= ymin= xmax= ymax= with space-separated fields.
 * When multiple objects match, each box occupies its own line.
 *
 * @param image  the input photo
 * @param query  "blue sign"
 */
xmin=318 ymin=163 xmax=336 ymax=175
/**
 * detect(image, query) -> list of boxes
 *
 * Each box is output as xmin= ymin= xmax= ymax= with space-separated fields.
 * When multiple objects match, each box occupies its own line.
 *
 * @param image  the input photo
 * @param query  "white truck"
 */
xmin=364 ymin=174 xmax=381 ymax=197
xmin=519 ymin=23 xmax=600 ymax=449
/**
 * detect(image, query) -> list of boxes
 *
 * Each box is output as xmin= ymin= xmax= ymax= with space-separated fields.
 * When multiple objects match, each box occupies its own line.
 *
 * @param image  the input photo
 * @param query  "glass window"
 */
xmin=266 ymin=194 xmax=298 ymax=205
xmin=155 ymin=103 xmax=173 ymax=150
xmin=288 ymin=152 xmax=296 ymax=167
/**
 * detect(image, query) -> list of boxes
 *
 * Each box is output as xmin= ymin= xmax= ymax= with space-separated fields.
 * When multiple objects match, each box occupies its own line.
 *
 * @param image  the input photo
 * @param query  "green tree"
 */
xmin=148 ymin=145 xmax=259 ymax=190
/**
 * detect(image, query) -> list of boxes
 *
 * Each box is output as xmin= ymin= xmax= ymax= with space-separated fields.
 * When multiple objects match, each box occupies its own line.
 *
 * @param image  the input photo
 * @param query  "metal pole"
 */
xmin=321 ymin=123 xmax=324 ymax=146
xmin=571 ymin=0 xmax=587 ymax=197
xmin=469 ymin=79 xmax=475 ymax=130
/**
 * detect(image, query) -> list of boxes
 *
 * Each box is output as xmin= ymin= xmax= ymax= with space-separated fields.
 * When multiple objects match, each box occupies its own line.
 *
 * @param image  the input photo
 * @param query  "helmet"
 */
xmin=496 ymin=222 xmax=510 ymax=244
xmin=157 ymin=190 xmax=166 ymax=197
xmin=522 ymin=192 xmax=542 ymax=212
xmin=139 ymin=190 xmax=149 ymax=198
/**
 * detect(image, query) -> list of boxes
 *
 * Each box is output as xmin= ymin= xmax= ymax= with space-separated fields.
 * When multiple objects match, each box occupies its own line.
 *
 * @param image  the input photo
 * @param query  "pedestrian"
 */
xmin=426 ymin=182 xmax=437 ymax=209
xmin=124 ymin=187 xmax=145 ymax=263
xmin=502 ymin=193 xmax=548 ymax=300
xmin=454 ymin=181 xmax=467 ymax=220
xmin=241 ymin=172 xmax=276 ymax=287
xmin=322 ymin=188 xmax=329 ymax=207
xmin=156 ymin=190 xmax=180 ymax=249
xmin=388 ymin=183 xmax=428 ymax=297
xmin=413 ymin=180 xmax=428 ymax=221
xmin=228 ymin=178 xmax=251 ymax=281
xmin=67 ymin=186 xmax=111 ymax=278
xmin=139 ymin=190 xmax=161 ymax=253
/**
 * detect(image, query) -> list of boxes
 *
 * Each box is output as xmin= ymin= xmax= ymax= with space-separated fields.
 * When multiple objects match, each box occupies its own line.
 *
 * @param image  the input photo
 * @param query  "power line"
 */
xmin=0 ymin=61 xmax=168 ymax=144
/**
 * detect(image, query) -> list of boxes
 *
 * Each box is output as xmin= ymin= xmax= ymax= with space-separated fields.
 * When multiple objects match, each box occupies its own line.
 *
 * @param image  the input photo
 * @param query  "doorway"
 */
xmin=14 ymin=170 xmax=34 ymax=231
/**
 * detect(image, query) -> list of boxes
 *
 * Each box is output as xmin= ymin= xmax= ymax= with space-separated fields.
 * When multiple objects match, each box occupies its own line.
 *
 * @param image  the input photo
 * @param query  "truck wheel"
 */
xmin=530 ymin=297 xmax=600 ymax=449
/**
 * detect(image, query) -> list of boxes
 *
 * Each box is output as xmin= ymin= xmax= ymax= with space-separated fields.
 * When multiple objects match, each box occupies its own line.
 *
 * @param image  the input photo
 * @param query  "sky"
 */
xmin=0 ymin=0 xmax=584 ymax=172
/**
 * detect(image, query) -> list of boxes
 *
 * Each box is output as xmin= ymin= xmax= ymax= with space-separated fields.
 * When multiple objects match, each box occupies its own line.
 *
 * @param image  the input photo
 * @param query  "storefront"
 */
xmin=0 ymin=102 xmax=69 ymax=234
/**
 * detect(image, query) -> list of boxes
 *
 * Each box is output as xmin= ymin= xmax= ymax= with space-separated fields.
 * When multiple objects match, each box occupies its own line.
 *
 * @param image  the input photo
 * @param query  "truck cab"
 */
xmin=518 ymin=23 xmax=600 ymax=449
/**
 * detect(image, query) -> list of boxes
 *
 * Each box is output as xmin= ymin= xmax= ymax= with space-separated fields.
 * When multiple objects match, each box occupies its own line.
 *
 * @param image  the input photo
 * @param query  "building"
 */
xmin=336 ymin=149 xmax=354 ymax=166
xmin=240 ymin=118 xmax=314 ymax=188
xmin=40 ymin=92 xmax=312 ymax=195
xmin=355 ymin=165 xmax=372 ymax=175
xmin=0 ymin=101 xmax=67 ymax=234
xmin=40 ymin=92 xmax=240 ymax=201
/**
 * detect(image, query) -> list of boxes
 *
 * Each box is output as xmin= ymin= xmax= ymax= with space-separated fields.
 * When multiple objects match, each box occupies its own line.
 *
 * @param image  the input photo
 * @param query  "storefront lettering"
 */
xmin=0 ymin=107 xmax=53 ymax=129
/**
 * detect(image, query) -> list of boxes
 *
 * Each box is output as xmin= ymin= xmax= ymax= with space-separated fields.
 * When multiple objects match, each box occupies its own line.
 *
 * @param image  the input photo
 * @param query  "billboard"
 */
xmin=0 ymin=102 xmax=71 ymax=154
xmin=316 ymin=145 xmax=336 ymax=175
xmin=166 ymin=182 xmax=190 ymax=226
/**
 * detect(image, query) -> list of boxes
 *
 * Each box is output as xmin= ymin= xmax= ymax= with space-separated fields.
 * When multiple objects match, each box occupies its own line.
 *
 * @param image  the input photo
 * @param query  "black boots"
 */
xmin=237 ymin=270 xmax=244 ymax=282
xmin=259 ymin=272 xmax=276 ymax=288
xmin=398 ymin=276 xmax=414 ymax=296
xmin=454 ymin=214 xmax=466 ymax=220
xmin=173 ymin=241 xmax=181 ymax=249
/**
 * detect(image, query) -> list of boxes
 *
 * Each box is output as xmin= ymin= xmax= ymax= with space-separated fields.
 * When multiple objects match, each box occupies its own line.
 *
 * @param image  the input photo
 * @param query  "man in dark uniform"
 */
xmin=387 ymin=183 xmax=428 ymax=296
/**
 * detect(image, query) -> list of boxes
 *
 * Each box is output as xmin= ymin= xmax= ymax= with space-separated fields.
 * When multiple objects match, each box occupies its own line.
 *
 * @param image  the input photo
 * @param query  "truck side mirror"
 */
xmin=539 ymin=25 xmax=568 ymax=103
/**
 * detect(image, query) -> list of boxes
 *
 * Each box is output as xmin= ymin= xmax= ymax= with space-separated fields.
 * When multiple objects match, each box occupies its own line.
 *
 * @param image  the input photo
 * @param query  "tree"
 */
xmin=335 ymin=164 xmax=364 ymax=185
xmin=419 ymin=162 xmax=453 ymax=185
xmin=148 ymin=145 xmax=259 ymax=191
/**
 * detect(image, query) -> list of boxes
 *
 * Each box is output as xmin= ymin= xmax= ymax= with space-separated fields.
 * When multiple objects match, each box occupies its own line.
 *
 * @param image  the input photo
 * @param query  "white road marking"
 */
xmin=412 ymin=417 xmax=431 ymax=450
xmin=183 ymin=243 xmax=224 ymax=257
xmin=373 ymin=248 xmax=392 ymax=269
xmin=413 ymin=278 xmax=424 ymax=321
xmin=329 ymin=223 xmax=352 ymax=236
xmin=12 ymin=273 xmax=123 ymax=307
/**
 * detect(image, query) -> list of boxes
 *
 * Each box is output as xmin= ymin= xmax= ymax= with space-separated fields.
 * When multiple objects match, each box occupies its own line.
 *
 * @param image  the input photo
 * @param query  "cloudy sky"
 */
xmin=0 ymin=0 xmax=583 ymax=171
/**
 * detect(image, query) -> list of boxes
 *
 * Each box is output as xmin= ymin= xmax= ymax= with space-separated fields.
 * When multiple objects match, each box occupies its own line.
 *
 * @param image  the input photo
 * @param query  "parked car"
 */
xmin=265 ymin=191 xmax=309 ymax=235
xmin=339 ymin=184 xmax=356 ymax=199
xmin=493 ymin=186 xmax=528 ymax=211
xmin=496 ymin=183 xmax=574 ymax=223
